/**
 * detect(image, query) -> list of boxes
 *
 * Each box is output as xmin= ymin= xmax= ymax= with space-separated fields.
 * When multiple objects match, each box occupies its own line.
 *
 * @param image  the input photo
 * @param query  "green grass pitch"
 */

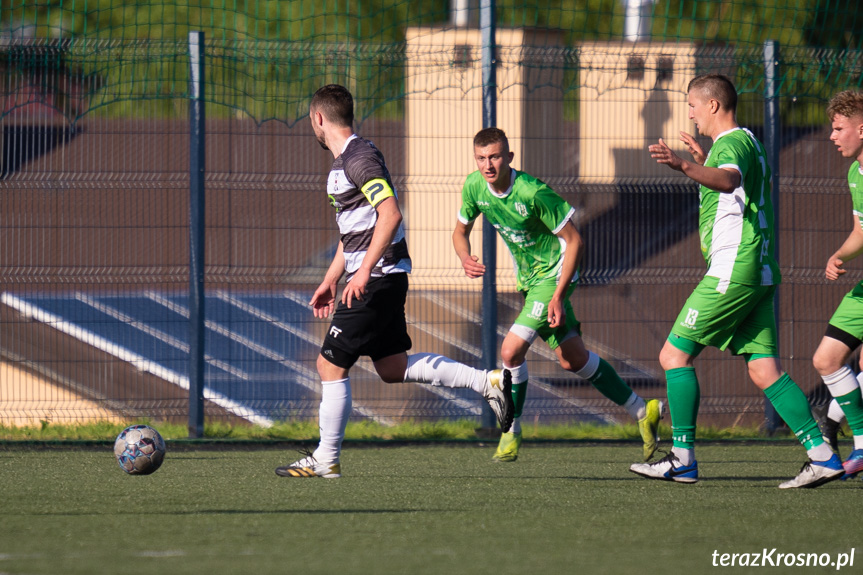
xmin=1 ymin=442 xmax=860 ymax=574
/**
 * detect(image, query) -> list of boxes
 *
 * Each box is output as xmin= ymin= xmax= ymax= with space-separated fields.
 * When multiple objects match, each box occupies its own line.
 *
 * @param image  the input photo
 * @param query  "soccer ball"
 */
xmin=114 ymin=424 xmax=166 ymax=475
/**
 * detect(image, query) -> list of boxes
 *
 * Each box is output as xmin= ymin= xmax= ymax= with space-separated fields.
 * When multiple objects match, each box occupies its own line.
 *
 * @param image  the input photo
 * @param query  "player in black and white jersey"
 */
xmin=324 ymin=120 xmax=410 ymax=284
xmin=275 ymin=85 xmax=513 ymax=478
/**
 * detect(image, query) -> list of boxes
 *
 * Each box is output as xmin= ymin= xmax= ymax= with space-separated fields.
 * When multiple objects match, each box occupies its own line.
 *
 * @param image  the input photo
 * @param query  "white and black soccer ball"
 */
xmin=114 ymin=424 xmax=166 ymax=475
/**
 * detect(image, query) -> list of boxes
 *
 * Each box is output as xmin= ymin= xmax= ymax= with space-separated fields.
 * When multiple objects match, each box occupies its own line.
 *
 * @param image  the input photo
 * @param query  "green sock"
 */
xmin=587 ymin=358 xmax=633 ymax=406
xmin=667 ymin=367 xmax=699 ymax=450
xmin=836 ymin=386 xmax=863 ymax=437
xmin=511 ymin=381 xmax=527 ymax=420
xmin=763 ymin=373 xmax=824 ymax=450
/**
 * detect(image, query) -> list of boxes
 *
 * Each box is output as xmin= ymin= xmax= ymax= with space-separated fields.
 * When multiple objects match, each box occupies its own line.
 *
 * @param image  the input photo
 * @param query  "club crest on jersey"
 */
xmin=515 ymin=202 xmax=528 ymax=217
xmin=329 ymin=172 xmax=340 ymax=193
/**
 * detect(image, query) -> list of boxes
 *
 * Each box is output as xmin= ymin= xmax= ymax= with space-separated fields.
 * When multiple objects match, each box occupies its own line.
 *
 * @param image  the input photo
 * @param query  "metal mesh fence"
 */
xmin=2 ymin=0 xmax=863 ymax=429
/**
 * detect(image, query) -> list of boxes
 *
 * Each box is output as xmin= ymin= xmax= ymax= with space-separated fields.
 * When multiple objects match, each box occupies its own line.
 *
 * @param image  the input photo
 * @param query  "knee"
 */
xmin=500 ymin=343 xmax=525 ymax=368
xmin=317 ymin=353 xmax=350 ymax=381
xmin=559 ymin=350 xmax=589 ymax=373
xmin=746 ymin=359 xmax=782 ymax=389
xmin=812 ymin=350 xmax=839 ymax=376
xmin=659 ymin=347 xmax=687 ymax=371
xmin=316 ymin=353 xmax=332 ymax=376
xmin=747 ymin=366 xmax=769 ymax=389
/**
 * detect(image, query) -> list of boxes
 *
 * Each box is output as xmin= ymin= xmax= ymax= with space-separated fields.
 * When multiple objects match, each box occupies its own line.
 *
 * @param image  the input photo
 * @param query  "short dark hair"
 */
xmin=310 ymin=84 xmax=354 ymax=128
xmin=473 ymin=127 xmax=509 ymax=150
xmin=688 ymin=74 xmax=737 ymax=113
xmin=827 ymin=90 xmax=863 ymax=122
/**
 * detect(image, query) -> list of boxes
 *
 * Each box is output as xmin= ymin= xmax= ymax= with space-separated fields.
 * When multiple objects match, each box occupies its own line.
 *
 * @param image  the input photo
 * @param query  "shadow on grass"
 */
xmin=26 ymin=508 xmax=432 ymax=516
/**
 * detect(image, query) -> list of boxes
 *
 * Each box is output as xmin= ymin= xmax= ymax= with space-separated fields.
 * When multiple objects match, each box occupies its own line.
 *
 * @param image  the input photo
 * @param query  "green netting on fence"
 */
xmin=3 ymin=0 xmax=863 ymax=46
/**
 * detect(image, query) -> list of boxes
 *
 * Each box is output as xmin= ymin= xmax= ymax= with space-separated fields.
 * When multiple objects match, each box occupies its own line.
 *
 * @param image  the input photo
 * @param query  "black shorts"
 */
xmin=320 ymin=273 xmax=412 ymax=369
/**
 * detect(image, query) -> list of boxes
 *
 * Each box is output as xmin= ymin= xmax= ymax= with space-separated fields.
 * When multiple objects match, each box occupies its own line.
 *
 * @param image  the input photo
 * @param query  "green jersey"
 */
xmin=827 ymin=162 xmax=863 ymax=337
xmin=458 ymin=169 xmax=576 ymax=291
xmin=698 ymin=127 xmax=781 ymax=286
xmin=848 ymin=161 xmax=863 ymax=228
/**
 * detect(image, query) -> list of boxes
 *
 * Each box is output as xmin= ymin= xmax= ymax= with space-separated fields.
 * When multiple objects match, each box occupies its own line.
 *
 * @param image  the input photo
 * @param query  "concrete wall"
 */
xmin=404 ymin=27 xmax=563 ymax=289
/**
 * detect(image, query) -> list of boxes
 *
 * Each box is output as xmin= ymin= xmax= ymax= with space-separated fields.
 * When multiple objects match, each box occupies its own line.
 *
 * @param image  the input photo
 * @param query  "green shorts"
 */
xmin=828 ymin=280 xmax=863 ymax=342
xmin=511 ymin=282 xmax=581 ymax=350
xmin=668 ymin=276 xmax=777 ymax=356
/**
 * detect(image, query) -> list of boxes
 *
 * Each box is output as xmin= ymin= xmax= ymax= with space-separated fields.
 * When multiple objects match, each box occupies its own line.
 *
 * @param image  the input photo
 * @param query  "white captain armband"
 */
xmin=360 ymin=178 xmax=395 ymax=207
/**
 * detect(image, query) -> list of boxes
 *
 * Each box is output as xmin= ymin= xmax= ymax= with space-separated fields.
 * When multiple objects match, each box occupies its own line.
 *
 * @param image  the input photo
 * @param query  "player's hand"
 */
xmin=342 ymin=267 xmax=370 ymax=308
xmin=310 ymin=281 xmax=337 ymax=319
xmin=547 ymin=297 xmax=565 ymax=329
xmin=826 ymin=257 xmax=846 ymax=281
xmin=461 ymin=255 xmax=486 ymax=278
xmin=678 ymin=131 xmax=706 ymax=165
xmin=648 ymin=138 xmax=685 ymax=172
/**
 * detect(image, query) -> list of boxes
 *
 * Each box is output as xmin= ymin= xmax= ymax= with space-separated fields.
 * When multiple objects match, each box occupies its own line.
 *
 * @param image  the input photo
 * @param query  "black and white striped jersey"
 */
xmin=327 ymin=135 xmax=411 ymax=281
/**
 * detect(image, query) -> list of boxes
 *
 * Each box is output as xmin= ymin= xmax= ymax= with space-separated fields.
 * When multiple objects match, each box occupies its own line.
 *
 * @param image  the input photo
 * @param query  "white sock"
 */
xmin=504 ymin=361 xmax=529 ymax=385
xmin=622 ymin=392 xmax=647 ymax=421
xmin=807 ymin=442 xmax=835 ymax=462
xmin=313 ymin=378 xmax=351 ymax=464
xmin=404 ymin=353 xmax=488 ymax=394
xmin=510 ymin=416 xmax=522 ymax=435
xmin=574 ymin=351 xmax=600 ymax=380
xmin=855 ymin=435 xmax=863 ymax=451
xmin=671 ymin=446 xmax=694 ymax=466
xmin=823 ymin=366 xmax=859 ymax=397
xmin=827 ymin=397 xmax=846 ymax=423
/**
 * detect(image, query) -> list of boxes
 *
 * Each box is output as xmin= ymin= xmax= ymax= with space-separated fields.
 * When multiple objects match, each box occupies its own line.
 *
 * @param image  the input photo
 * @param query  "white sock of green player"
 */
xmin=827 ymin=397 xmax=845 ymax=423
xmin=504 ymin=362 xmax=529 ymax=435
xmin=622 ymin=392 xmax=647 ymax=421
xmin=313 ymin=377 xmax=351 ymax=464
xmin=403 ymin=353 xmax=487 ymax=393
xmin=824 ymin=366 xmax=863 ymax=450
xmin=672 ymin=447 xmax=695 ymax=466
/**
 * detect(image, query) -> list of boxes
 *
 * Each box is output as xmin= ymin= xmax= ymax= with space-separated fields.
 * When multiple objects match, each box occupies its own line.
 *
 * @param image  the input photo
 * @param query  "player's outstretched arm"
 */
xmin=453 ymin=219 xmax=486 ymax=278
xmin=649 ymin=138 xmax=739 ymax=192
xmin=826 ymin=214 xmax=863 ymax=280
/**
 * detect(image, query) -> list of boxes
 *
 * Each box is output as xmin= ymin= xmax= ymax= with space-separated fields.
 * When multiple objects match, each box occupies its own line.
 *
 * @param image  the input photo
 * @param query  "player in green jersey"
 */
xmin=809 ymin=90 xmax=863 ymax=480
xmin=453 ymin=127 xmax=664 ymax=463
xmin=630 ymin=74 xmax=843 ymax=488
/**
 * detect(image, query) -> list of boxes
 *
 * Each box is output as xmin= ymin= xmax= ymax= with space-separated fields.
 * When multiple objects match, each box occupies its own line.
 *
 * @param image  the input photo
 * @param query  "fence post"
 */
xmin=479 ymin=0 xmax=498 ymax=432
xmin=763 ymin=39 xmax=783 ymax=433
xmin=188 ymin=31 xmax=206 ymax=438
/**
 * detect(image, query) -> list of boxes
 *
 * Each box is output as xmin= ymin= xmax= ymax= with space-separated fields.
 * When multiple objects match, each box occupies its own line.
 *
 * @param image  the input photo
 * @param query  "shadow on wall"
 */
xmin=578 ymin=183 xmax=700 ymax=284
xmin=1 ymin=124 xmax=80 ymax=178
